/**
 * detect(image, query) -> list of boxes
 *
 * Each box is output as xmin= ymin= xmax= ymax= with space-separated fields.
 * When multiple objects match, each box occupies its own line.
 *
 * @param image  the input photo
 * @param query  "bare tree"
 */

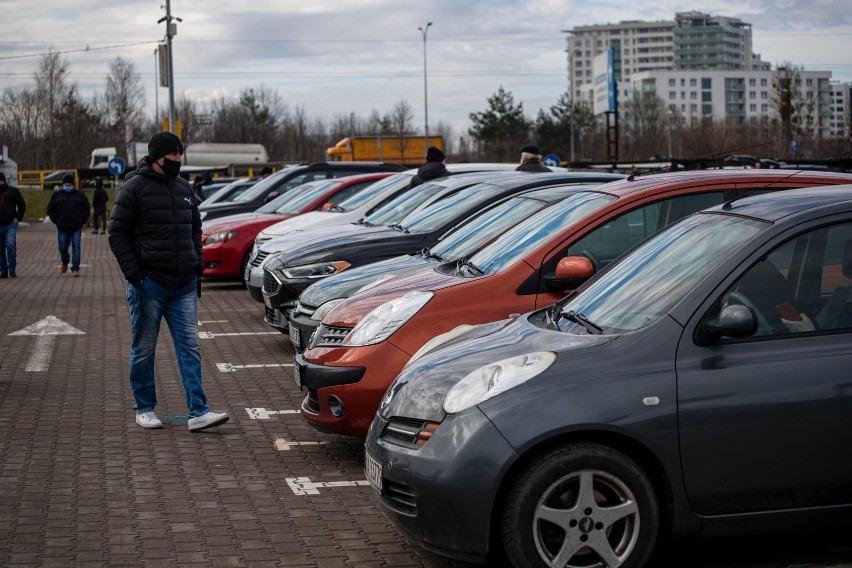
xmin=104 ymin=57 xmax=146 ymax=150
xmin=388 ymin=100 xmax=415 ymax=161
xmin=33 ymin=49 xmax=73 ymax=168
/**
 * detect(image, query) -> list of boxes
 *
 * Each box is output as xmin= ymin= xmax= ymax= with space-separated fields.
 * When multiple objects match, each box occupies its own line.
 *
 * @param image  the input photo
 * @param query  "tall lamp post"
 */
xmin=667 ymin=109 xmax=674 ymax=159
xmin=418 ymin=22 xmax=433 ymax=151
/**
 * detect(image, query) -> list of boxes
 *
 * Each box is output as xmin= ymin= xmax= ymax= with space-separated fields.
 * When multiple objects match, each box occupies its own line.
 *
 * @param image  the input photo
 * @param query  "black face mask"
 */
xmin=160 ymin=157 xmax=181 ymax=177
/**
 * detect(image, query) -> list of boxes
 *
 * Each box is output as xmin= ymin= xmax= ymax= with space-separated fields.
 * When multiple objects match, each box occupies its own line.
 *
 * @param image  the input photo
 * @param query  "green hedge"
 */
xmin=20 ymin=187 xmax=117 ymax=222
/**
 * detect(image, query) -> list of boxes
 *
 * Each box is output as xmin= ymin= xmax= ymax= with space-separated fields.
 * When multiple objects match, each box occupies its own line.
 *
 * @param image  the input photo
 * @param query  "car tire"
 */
xmin=501 ymin=443 xmax=658 ymax=568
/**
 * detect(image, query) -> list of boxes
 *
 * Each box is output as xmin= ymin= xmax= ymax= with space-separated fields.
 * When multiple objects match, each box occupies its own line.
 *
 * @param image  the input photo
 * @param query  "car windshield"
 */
xmin=233 ymin=167 xmax=298 ymax=202
xmin=333 ymin=173 xmax=411 ymax=212
xmin=400 ymin=184 xmax=502 ymax=233
xmin=200 ymin=180 xmax=254 ymax=204
xmin=469 ymin=191 xmax=617 ymax=276
xmin=255 ymin=180 xmax=325 ymax=213
xmin=558 ymin=213 xmax=766 ymax=334
xmin=362 ymin=180 xmax=450 ymax=227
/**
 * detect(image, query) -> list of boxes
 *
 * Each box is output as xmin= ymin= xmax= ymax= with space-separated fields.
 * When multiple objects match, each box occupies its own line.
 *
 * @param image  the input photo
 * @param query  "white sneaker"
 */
xmin=188 ymin=411 xmax=229 ymax=432
xmin=136 ymin=411 xmax=163 ymax=429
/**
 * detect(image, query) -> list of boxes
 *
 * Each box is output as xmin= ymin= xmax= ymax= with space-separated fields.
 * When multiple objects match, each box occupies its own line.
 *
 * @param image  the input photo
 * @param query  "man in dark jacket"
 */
xmin=515 ymin=144 xmax=551 ymax=172
xmin=91 ymin=179 xmax=109 ymax=234
xmin=109 ymin=131 xmax=229 ymax=433
xmin=0 ymin=171 xmax=26 ymax=278
xmin=47 ymin=174 xmax=90 ymax=276
xmin=409 ymin=146 xmax=448 ymax=188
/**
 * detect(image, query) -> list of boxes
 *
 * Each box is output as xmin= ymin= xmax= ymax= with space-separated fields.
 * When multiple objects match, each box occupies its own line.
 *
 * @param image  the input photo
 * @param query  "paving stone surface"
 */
xmin=1 ymin=222 xmax=850 ymax=568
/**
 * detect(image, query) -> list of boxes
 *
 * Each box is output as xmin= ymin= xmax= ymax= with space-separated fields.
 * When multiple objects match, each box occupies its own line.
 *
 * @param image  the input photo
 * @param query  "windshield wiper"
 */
xmin=457 ymin=258 xmax=483 ymax=275
xmin=328 ymin=205 xmax=346 ymax=212
xmin=560 ymin=310 xmax=602 ymax=335
xmin=355 ymin=218 xmax=374 ymax=227
xmin=545 ymin=303 xmax=562 ymax=331
xmin=420 ymin=248 xmax=445 ymax=262
xmin=388 ymin=223 xmax=410 ymax=234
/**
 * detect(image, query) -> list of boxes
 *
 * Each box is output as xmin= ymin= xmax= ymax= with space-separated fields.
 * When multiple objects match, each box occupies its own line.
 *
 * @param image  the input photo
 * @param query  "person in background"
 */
xmin=47 ymin=174 xmax=90 ymax=277
xmin=260 ymin=166 xmax=273 ymax=179
xmin=515 ymin=144 xmax=550 ymax=172
xmin=409 ymin=146 xmax=448 ymax=188
xmin=0 ymin=172 xmax=26 ymax=278
xmin=91 ymin=179 xmax=109 ymax=234
xmin=109 ymin=131 xmax=229 ymax=432
xmin=192 ymin=175 xmax=206 ymax=204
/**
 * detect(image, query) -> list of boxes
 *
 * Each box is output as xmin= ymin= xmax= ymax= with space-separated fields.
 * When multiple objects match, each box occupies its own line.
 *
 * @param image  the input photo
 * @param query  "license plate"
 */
xmin=364 ymin=450 xmax=383 ymax=493
xmin=293 ymin=362 xmax=302 ymax=389
xmin=289 ymin=325 xmax=301 ymax=349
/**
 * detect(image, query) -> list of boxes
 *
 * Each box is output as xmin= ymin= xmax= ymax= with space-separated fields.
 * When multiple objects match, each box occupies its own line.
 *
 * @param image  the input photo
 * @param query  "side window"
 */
xmin=717 ymin=221 xmax=852 ymax=338
xmin=279 ymin=174 xmax=310 ymax=193
xmin=563 ymin=192 xmax=725 ymax=270
xmin=319 ymin=181 xmax=370 ymax=209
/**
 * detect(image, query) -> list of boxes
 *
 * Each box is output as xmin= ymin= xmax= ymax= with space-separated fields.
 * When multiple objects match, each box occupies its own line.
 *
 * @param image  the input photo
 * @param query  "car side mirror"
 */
xmin=702 ymin=304 xmax=757 ymax=343
xmin=543 ymin=256 xmax=596 ymax=291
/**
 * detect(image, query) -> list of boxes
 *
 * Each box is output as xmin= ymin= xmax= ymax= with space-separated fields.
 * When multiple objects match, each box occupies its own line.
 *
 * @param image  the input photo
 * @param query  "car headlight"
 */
xmin=311 ymin=298 xmax=345 ymax=321
xmin=204 ymin=230 xmax=237 ymax=245
xmin=443 ymin=351 xmax=556 ymax=414
xmin=279 ymin=261 xmax=351 ymax=280
xmin=343 ymin=291 xmax=433 ymax=346
xmin=404 ymin=324 xmax=475 ymax=370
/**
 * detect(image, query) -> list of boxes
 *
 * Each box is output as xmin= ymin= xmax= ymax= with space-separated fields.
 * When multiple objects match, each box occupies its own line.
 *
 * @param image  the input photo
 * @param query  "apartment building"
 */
xmin=829 ymin=82 xmax=852 ymax=138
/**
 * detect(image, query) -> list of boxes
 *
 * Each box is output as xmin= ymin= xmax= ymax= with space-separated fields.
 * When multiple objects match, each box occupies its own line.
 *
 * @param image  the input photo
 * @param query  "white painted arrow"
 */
xmin=216 ymin=363 xmax=293 ymax=373
xmin=286 ymin=476 xmax=369 ymax=496
xmin=244 ymin=408 xmax=299 ymax=420
xmin=9 ymin=316 xmax=85 ymax=372
xmin=274 ymin=438 xmax=329 ymax=451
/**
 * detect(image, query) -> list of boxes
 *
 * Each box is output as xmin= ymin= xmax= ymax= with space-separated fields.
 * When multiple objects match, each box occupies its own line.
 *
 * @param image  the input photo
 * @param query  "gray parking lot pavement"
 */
xmin=1 ymin=223 xmax=851 ymax=568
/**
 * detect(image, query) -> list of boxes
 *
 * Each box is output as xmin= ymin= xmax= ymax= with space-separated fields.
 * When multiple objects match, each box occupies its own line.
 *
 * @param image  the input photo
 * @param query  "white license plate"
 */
xmin=364 ymin=450 xmax=383 ymax=493
xmin=289 ymin=325 xmax=301 ymax=348
xmin=293 ymin=362 xmax=302 ymax=389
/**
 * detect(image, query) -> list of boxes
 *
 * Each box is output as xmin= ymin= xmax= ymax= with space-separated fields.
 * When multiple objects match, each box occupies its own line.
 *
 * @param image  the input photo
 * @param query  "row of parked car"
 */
xmin=200 ymin=163 xmax=852 ymax=567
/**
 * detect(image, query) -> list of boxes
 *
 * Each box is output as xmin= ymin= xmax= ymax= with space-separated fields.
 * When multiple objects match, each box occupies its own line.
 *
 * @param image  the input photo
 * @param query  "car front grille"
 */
xmin=249 ymin=250 xmax=269 ymax=268
xmin=383 ymin=479 xmax=416 ymax=515
xmin=309 ymin=324 xmax=352 ymax=349
xmin=248 ymin=284 xmax=264 ymax=302
xmin=306 ymin=388 xmax=320 ymax=413
xmin=262 ymin=269 xmax=280 ymax=295
xmin=382 ymin=417 xmax=434 ymax=449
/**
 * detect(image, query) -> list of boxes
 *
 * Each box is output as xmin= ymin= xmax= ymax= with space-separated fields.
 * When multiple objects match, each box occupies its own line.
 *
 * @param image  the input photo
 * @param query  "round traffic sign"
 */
xmin=543 ymin=153 xmax=561 ymax=168
xmin=107 ymin=156 xmax=126 ymax=176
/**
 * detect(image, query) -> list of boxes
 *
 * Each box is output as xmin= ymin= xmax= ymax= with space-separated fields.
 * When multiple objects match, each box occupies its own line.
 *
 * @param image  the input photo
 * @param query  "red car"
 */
xmin=201 ymin=172 xmax=394 ymax=280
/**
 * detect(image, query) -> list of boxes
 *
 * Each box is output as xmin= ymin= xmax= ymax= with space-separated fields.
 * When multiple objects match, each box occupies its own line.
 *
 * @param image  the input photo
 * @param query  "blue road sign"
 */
xmin=107 ymin=156 xmax=126 ymax=176
xmin=543 ymin=154 xmax=561 ymax=168
xmin=791 ymin=139 xmax=798 ymax=153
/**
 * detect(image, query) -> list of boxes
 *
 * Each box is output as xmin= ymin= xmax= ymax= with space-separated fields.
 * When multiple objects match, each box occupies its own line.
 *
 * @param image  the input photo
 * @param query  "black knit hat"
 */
xmin=148 ymin=131 xmax=184 ymax=163
xmin=520 ymin=144 xmax=541 ymax=155
xmin=62 ymin=173 xmax=75 ymax=185
xmin=426 ymin=146 xmax=445 ymax=163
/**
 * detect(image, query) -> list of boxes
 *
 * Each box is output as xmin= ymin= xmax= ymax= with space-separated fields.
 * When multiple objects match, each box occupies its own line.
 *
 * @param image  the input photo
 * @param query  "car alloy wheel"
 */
xmin=502 ymin=443 xmax=658 ymax=568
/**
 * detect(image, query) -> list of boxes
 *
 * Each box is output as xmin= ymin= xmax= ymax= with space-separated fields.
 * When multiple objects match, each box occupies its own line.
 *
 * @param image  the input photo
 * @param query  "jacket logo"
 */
xmin=183 ymin=197 xmax=192 ymax=204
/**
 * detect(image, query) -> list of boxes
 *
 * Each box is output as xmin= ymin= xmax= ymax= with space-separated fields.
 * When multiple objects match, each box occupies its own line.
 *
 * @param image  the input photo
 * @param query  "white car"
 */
xmin=244 ymin=163 xmax=535 ymax=302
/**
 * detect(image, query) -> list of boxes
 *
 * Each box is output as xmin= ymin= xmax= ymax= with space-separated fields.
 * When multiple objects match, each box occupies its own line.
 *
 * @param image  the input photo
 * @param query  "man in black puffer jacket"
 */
xmin=47 ymin=173 xmax=90 ymax=276
xmin=109 ymin=131 xmax=229 ymax=433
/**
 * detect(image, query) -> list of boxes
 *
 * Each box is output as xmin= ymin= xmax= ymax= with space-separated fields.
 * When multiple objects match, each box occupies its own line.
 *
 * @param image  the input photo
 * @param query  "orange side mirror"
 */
xmin=554 ymin=256 xmax=595 ymax=280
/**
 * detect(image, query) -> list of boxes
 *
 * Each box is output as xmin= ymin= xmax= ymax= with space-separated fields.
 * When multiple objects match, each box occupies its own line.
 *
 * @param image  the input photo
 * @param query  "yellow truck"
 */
xmin=326 ymin=136 xmax=443 ymax=166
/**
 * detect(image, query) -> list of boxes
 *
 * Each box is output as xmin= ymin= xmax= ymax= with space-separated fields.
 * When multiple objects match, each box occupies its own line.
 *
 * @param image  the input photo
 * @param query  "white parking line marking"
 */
xmin=286 ymin=476 xmax=370 ymax=496
xmin=10 ymin=316 xmax=85 ymax=372
xmin=244 ymin=408 xmax=299 ymax=419
xmin=198 ymin=320 xmax=229 ymax=325
xmin=200 ymin=331 xmax=279 ymax=338
xmin=216 ymin=363 xmax=293 ymax=372
xmin=274 ymin=439 xmax=328 ymax=451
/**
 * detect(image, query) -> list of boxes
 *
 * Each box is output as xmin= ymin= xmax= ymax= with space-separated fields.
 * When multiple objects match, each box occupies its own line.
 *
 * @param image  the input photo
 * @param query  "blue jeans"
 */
xmin=0 ymin=223 xmax=16 ymax=273
xmin=57 ymin=229 xmax=82 ymax=271
xmin=125 ymin=277 xmax=210 ymax=417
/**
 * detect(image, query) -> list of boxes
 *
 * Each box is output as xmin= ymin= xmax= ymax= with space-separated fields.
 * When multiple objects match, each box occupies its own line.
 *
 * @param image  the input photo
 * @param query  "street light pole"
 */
xmin=153 ymin=49 xmax=159 ymax=126
xmin=159 ymin=0 xmax=179 ymax=134
xmin=667 ymin=109 xmax=673 ymax=158
xmin=418 ymin=22 xmax=433 ymax=151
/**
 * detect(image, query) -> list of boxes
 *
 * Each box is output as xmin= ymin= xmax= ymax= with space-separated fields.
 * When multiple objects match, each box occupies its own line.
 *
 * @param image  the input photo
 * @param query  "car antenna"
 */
xmin=721 ymin=148 xmax=852 ymax=210
xmin=629 ymin=139 xmax=774 ymax=182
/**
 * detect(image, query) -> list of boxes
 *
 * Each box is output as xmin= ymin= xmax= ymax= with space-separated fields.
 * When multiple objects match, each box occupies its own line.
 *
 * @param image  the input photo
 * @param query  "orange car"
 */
xmin=293 ymin=169 xmax=852 ymax=436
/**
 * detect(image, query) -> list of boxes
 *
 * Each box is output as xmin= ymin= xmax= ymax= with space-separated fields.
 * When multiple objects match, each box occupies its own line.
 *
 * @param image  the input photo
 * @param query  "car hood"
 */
xmin=260 ymin=209 xmax=361 ymax=238
xmin=297 ymin=254 xmax=437 ymax=309
xmin=264 ymin=226 xmax=429 ymax=269
xmin=322 ymin=265 xmax=468 ymax=326
xmin=378 ymin=313 xmax=615 ymax=422
xmin=202 ymin=213 xmax=288 ymax=235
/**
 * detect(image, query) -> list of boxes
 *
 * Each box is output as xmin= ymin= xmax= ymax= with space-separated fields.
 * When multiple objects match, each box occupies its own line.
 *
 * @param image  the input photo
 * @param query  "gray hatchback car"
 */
xmin=365 ymin=185 xmax=852 ymax=566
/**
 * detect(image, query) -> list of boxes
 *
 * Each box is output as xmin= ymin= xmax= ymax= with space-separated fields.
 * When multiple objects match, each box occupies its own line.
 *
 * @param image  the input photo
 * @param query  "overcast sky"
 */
xmin=2 ymin=0 xmax=850 ymax=138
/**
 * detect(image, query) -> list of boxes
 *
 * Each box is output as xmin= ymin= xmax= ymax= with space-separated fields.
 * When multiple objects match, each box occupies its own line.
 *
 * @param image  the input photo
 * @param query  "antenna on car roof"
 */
xmin=721 ymin=148 xmax=852 ymax=210
xmin=630 ymin=139 xmax=775 ymax=182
